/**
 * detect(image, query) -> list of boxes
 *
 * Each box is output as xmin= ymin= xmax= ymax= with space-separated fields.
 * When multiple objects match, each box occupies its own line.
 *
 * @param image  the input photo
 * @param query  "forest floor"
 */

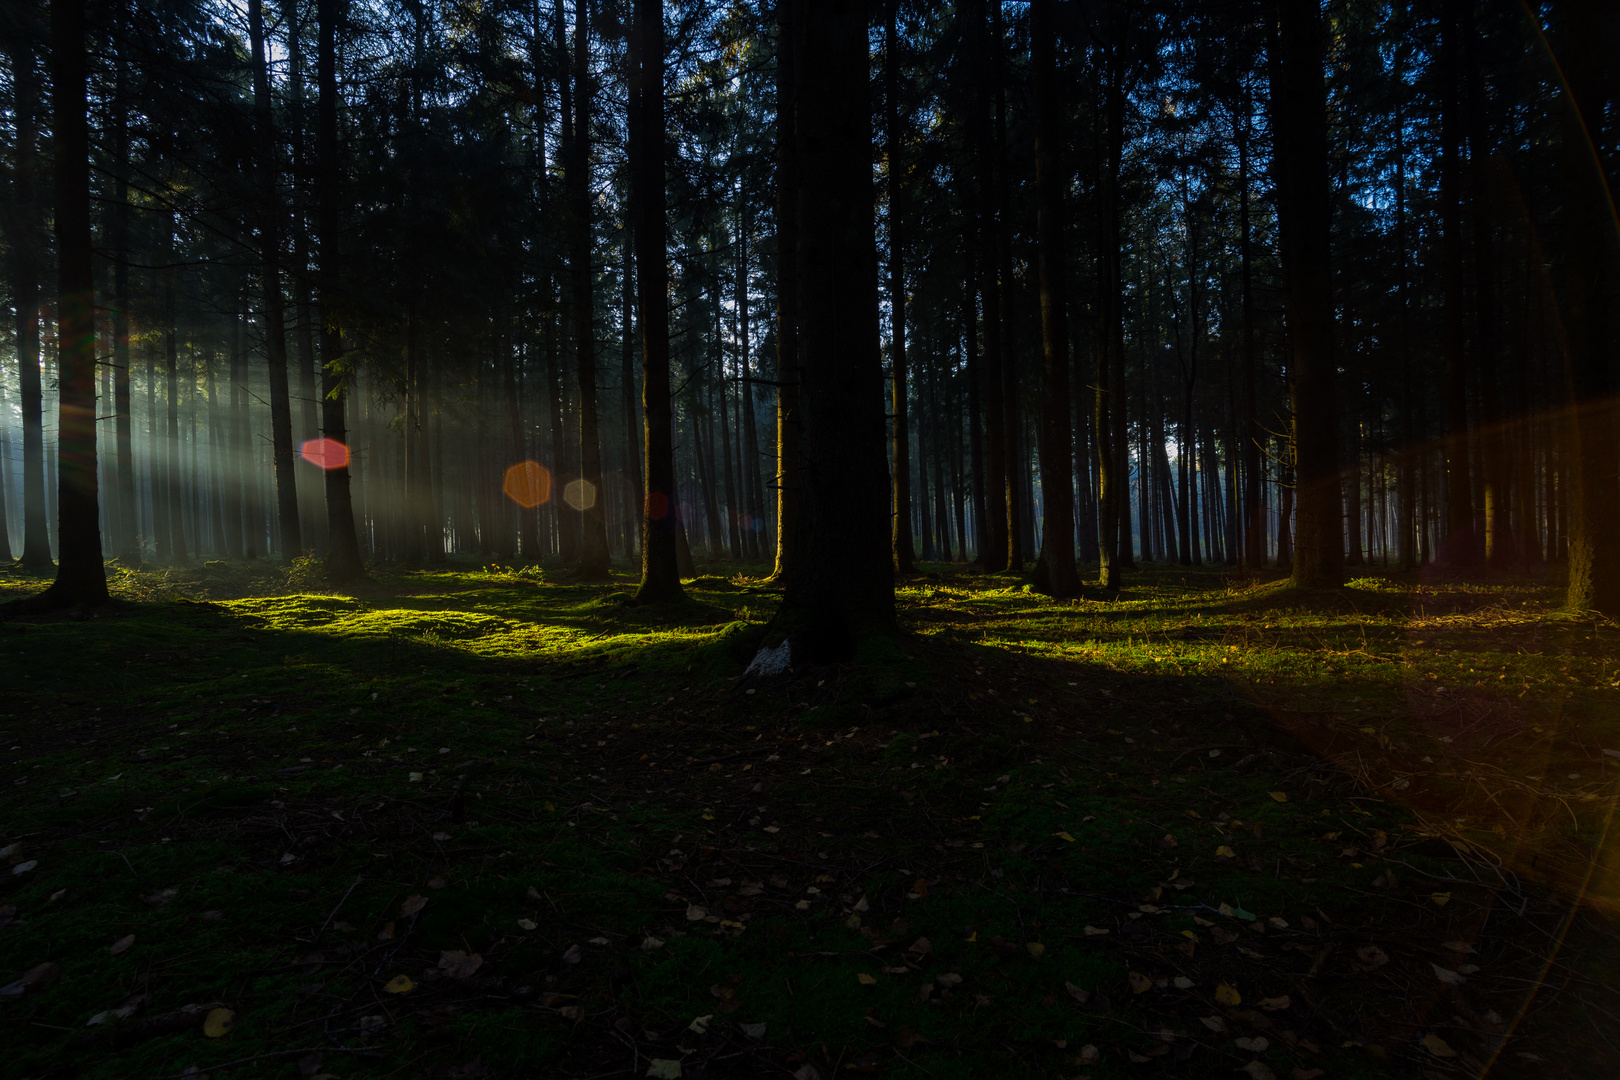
xmin=1 ymin=558 xmax=1618 ymax=1080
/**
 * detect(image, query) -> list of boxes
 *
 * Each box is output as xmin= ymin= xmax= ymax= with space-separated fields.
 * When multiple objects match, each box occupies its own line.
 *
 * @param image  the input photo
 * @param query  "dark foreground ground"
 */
xmin=2 ymin=559 xmax=1618 ymax=1080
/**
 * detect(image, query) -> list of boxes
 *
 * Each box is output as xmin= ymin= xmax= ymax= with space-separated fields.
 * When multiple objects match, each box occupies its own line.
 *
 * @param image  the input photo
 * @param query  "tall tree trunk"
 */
xmin=164 ymin=286 xmax=188 ymax=563
xmin=250 ymin=0 xmax=302 ymax=563
xmin=717 ymin=297 xmax=742 ymax=559
xmin=21 ymin=0 xmax=106 ymax=607
xmin=992 ymin=0 xmax=1021 ymax=573
xmin=621 ymin=223 xmax=643 ymax=560
xmin=9 ymin=24 xmax=51 ymax=569
xmin=316 ymin=0 xmax=364 ymax=579
xmin=1439 ymin=0 xmax=1475 ymax=563
xmin=964 ymin=258 xmax=986 ymax=562
xmin=767 ymin=0 xmax=895 ymax=662
xmin=1272 ymin=0 xmax=1341 ymax=588
xmin=568 ymin=0 xmax=611 ymax=579
xmin=769 ymin=0 xmax=799 ymax=583
xmin=630 ymin=0 xmax=683 ymax=601
xmin=110 ymin=0 xmax=139 ymax=564
xmin=1029 ymin=0 xmax=1078 ymax=598
xmin=886 ymin=2 xmax=915 ymax=575
xmin=738 ymin=205 xmax=766 ymax=561
xmin=973 ymin=0 xmax=1008 ymax=572
xmin=1559 ymin=1 xmax=1619 ymax=615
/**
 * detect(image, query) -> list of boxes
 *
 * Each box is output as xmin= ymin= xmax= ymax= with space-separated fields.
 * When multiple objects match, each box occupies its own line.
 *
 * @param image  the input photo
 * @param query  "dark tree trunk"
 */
xmin=1272 ymin=0 xmax=1341 ymax=588
xmin=886 ymin=2 xmax=914 ymax=575
xmin=621 ymin=223 xmax=642 ymax=560
xmin=569 ymin=0 xmax=611 ymax=579
xmin=973 ymin=0 xmax=1008 ymax=572
xmin=992 ymin=0 xmax=1021 ymax=573
xmin=770 ymin=0 xmax=799 ymax=583
xmin=964 ymin=257 xmax=986 ymax=562
xmin=250 ymin=0 xmax=302 ymax=563
xmin=316 ymin=0 xmax=364 ymax=580
xmin=17 ymin=0 xmax=106 ymax=608
xmin=9 ymin=23 xmax=51 ymax=569
xmin=630 ymin=0 xmax=683 ymax=602
xmin=768 ymin=0 xmax=896 ymax=662
xmin=1439 ymin=0 xmax=1475 ymax=563
xmin=110 ymin=0 xmax=138 ymax=564
xmin=1029 ymin=0 xmax=1078 ymax=598
xmin=1559 ymin=1 xmax=1619 ymax=615
xmin=164 ymin=287 xmax=188 ymax=563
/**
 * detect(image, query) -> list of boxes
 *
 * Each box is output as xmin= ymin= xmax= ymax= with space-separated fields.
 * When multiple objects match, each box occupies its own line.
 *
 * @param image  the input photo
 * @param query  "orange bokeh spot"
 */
xmin=300 ymin=437 xmax=350 ymax=470
xmin=503 ymin=461 xmax=552 ymax=508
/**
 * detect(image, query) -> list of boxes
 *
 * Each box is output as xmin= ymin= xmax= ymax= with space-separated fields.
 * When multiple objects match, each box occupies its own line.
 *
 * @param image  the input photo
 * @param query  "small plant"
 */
xmin=483 ymin=563 xmax=545 ymax=585
xmin=284 ymin=552 xmax=325 ymax=590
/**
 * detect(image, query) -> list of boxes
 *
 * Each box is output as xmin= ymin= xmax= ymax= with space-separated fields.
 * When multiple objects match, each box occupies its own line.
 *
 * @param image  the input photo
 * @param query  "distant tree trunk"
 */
xmin=964 ymin=257 xmax=986 ymax=561
xmin=1093 ymin=22 xmax=1125 ymax=588
xmin=164 ymin=286 xmax=189 ymax=563
xmin=971 ymin=0 xmax=1008 ymax=573
xmin=1236 ymin=102 xmax=1262 ymax=568
xmin=1395 ymin=83 xmax=1417 ymax=571
xmin=1272 ymin=0 xmax=1341 ymax=588
xmin=250 ymin=0 xmax=302 ymax=563
xmin=568 ymin=0 xmax=611 ymax=579
xmin=991 ymin=0 xmax=1021 ymax=573
xmin=18 ymin=0 xmax=106 ymax=608
xmin=737 ymin=206 xmax=766 ymax=561
xmin=717 ymin=299 xmax=742 ymax=559
xmin=9 ymin=24 xmax=51 ymax=569
xmin=110 ymin=0 xmax=139 ymax=564
xmin=1559 ymin=1 xmax=1619 ymax=615
xmin=767 ymin=0 xmax=895 ymax=661
xmin=316 ymin=0 xmax=364 ymax=580
xmin=620 ymin=223 xmax=643 ymax=560
xmin=1438 ymin=0 xmax=1475 ymax=563
xmin=885 ymin=2 xmax=915 ymax=576
xmin=1029 ymin=0 xmax=1078 ymax=598
xmin=770 ymin=0 xmax=799 ymax=583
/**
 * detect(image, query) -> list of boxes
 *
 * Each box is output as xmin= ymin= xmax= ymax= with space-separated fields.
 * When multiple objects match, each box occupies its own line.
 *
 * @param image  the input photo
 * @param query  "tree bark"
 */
xmin=8 ymin=22 xmax=51 ymax=569
xmin=1029 ymin=0 xmax=1078 ymax=598
xmin=770 ymin=0 xmax=799 ymax=583
xmin=15 ymin=0 xmax=107 ymax=609
xmin=630 ymin=0 xmax=683 ymax=602
xmin=886 ymin=2 xmax=915 ymax=575
xmin=1272 ymin=0 xmax=1341 ymax=588
xmin=1438 ymin=0 xmax=1475 ymax=563
xmin=316 ymin=0 xmax=364 ymax=580
xmin=767 ymin=0 xmax=896 ymax=662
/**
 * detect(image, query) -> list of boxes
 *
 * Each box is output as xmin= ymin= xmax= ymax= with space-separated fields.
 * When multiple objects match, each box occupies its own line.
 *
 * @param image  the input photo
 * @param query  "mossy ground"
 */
xmin=1 ymin=557 xmax=1617 ymax=1080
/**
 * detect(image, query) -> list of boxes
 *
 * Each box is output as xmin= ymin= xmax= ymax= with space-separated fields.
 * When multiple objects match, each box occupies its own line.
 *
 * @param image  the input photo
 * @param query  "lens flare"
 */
xmin=300 ymin=437 xmax=350 ymax=470
xmin=563 ymin=478 xmax=597 ymax=511
xmin=503 ymin=461 xmax=552 ymax=508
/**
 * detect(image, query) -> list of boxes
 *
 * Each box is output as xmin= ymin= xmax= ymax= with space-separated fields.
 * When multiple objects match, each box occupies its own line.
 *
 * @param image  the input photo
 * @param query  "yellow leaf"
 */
xmin=203 ymin=1007 xmax=235 ymax=1038
xmin=545 ymin=801 xmax=555 ymax=811
xmin=1128 ymin=971 xmax=1152 ymax=994
xmin=1258 ymin=995 xmax=1291 ymax=1011
xmin=383 ymin=974 xmax=415 ymax=994
xmin=1269 ymin=791 xmax=1288 ymax=802
xmin=1215 ymin=983 xmax=1241 ymax=1007
xmin=1082 ymin=925 xmax=1108 ymax=936
xmin=1180 ymin=930 xmax=1198 ymax=941
xmin=965 ymin=931 xmax=977 ymax=942
xmin=1026 ymin=942 xmax=1045 ymax=959
xmin=1430 ymin=892 xmax=1452 ymax=906
xmin=1055 ymin=832 xmax=1075 ymax=842
xmin=1422 ymin=1033 xmax=1458 ymax=1058
xmin=1216 ymin=845 xmax=1237 ymax=858
xmin=856 ymin=973 xmax=878 ymax=985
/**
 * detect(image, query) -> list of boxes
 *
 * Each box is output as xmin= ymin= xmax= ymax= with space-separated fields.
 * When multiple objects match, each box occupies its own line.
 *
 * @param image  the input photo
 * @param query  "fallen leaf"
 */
xmin=1215 ymin=983 xmax=1242 ymax=1006
xmin=558 ymin=1005 xmax=584 ymax=1020
xmin=1026 ymin=942 xmax=1045 ymax=959
xmin=1200 ymin=1015 xmax=1228 ymax=1033
xmin=686 ymin=905 xmax=709 ymax=921
xmin=399 ymin=895 xmax=427 ymax=918
xmin=11 ymin=860 xmax=38 ymax=876
xmin=641 ymin=936 xmax=665 ymax=950
xmin=1269 ymin=791 xmax=1288 ymax=802
xmin=1236 ymin=1036 xmax=1269 ymax=1053
xmin=517 ymin=918 xmax=537 ymax=931
xmin=1173 ymin=976 xmax=1195 ymax=989
xmin=1055 ymin=832 xmax=1076 ymax=842
xmin=0 ymin=962 xmax=61 ymax=1000
xmin=936 ymin=973 xmax=963 ymax=986
xmin=1216 ymin=845 xmax=1237 ymax=858
xmin=1355 ymin=944 xmax=1389 ymax=968
xmin=740 ymin=1022 xmax=766 ymax=1039
xmin=1083 ymin=925 xmax=1109 ymax=936
xmin=203 ymin=1007 xmax=235 ymax=1038
xmin=856 ymin=973 xmax=878 ymax=985
xmin=437 ymin=950 xmax=484 ymax=979
xmin=1292 ymin=1070 xmax=1325 ymax=1080
xmin=1430 ymin=892 xmax=1452 ymax=906
xmin=896 ymin=1026 xmax=927 ymax=1047
xmin=1440 ymin=941 xmax=1475 ymax=953
xmin=1258 ymin=995 xmax=1291 ymax=1011
xmin=383 ymin=975 xmax=415 ymax=994
xmin=377 ymin=921 xmax=396 ymax=941
xmin=1128 ymin=971 xmax=1152 ymax=994
xmin=109 ymin=935 xmax=135 ymax=955
xmin=688 ymin=1014 xmax=713 ymax=1033
xmin=562 ymin=944 xmax=582 ymax=964
xmin=793 ymin=1067 xmax=821 ymax=1080
xmin=1241 ymin=1062 xmax=1277 ymax=1080
xmin=646 ymin=1060 xmax=683 ymax=1079
xmin=1078 ymin=1044 xmax=1099 ymax=1063
xmin=1423 ymin=1033 xmax=1458 ymax=1058
xmin=1065 ymin=981 xmax=1089 ymax=1003
xmin=1431 ymin=963 xmax=1465 ymax=986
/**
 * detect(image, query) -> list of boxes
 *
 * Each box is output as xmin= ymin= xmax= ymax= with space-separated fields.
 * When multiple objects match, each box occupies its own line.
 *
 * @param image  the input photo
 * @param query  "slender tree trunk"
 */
xmin=20 ymin=0 xmax=106 ymax=607
xmin=964 ymin=259 xmax=986 ymax=562
xmin=972 ymin=0 xmax=1009 ymax=573
xmin=249 ymin=0 xmax=302 ymax=563
xmin=630 ymin=0 xmax=683 ymax=601
xmin=1029 ymin=0 xmax=1078 ymax=597
xmin=1439 ymin=0 xmax=1475 ymax=563
xmin=620 ymin=223 xmax=643 ymax=560
xmin=885 ymin=2 xmax=915 ymax=575
xmin=164 ymin=287 xmax=188 ymax=563
xmin=316 ymin=0 xmax=363 ymax=579
xmin=738 ymin=207 xmax=766 ymax=561
xmin=9 ymin=26 xmax=51 ymax=569
xmin=769 ymin=0 xmax=799 ymax=583
xmin=717 ymin=302 xmax=742 ymax=559
xmin=1272 ymin=0 xmax=1341 ymax=588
